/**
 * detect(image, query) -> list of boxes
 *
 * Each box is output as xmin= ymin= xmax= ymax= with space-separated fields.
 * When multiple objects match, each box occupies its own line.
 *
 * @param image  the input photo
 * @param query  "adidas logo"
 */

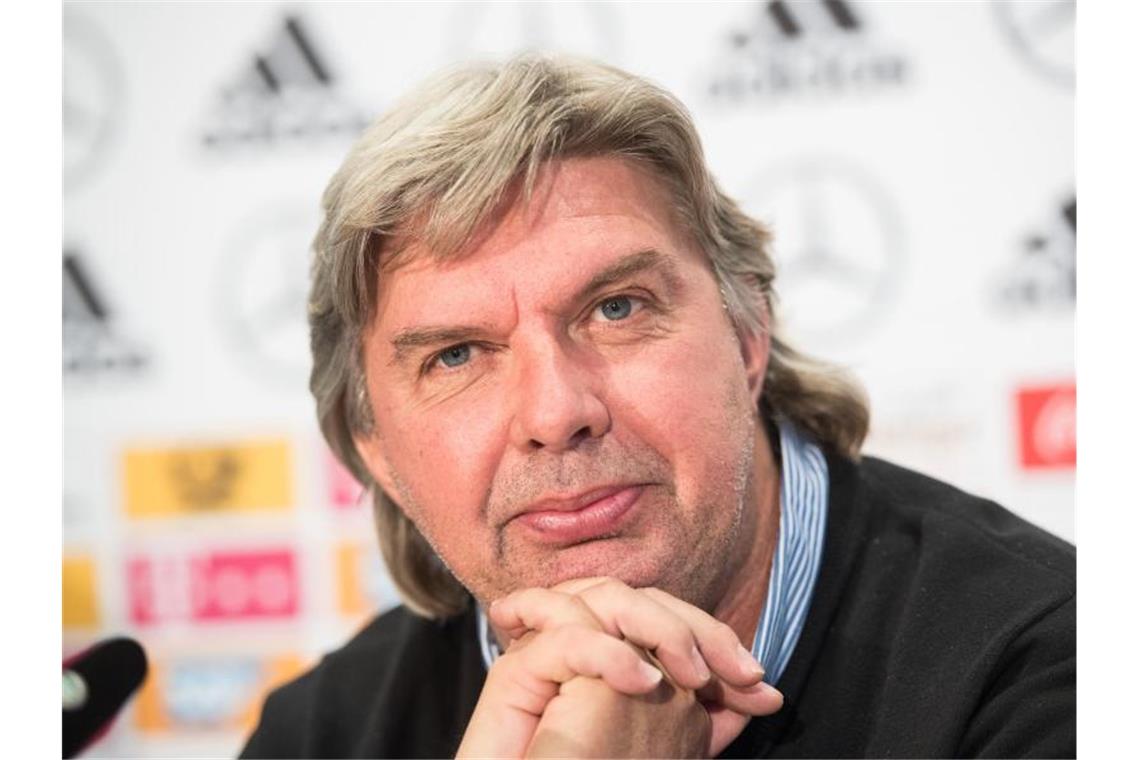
xmin=996 ymin=197 xmax=1076 ymax=310
xmin=733 ymin=0 xmax=862 ymax=43
xmin=63 ymin=252 xmax=147 ymax=376
xmin=201 ymin=15 xmax=370 ymax=149
xmin=706 ymin=0 xmax=909 ymax=102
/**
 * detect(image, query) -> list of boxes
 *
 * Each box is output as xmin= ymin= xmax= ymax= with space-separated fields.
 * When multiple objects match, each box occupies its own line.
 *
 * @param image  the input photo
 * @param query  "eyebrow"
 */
xmin=388 ymin=249 xmax=682 ymax=366
xmin=390 ymin=325 xmax=491 ymax=366
xmin=572 ymin=248 xmax=681 ymax=305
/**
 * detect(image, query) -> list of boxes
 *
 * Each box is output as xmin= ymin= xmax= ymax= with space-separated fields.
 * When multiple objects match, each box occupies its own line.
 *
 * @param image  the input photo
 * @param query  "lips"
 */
xmin=511 ymin=484 xmax=646 ymax=546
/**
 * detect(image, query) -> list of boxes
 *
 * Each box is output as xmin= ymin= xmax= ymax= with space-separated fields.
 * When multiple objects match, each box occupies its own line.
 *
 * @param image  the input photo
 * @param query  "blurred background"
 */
xmin=63 ymin=1 xmax=1074 ymax=756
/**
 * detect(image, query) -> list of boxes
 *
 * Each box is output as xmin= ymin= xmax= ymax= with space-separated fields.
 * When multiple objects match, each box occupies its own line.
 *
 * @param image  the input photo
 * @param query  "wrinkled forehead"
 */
xmin=367 ymin=156 xmax=704 ymax=332
xmin=378 ymin=156 xmax=691 ymax=277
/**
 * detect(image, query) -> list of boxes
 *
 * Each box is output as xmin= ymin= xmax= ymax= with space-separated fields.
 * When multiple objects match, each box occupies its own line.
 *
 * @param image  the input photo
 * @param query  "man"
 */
xmin=241 ymin=55 xmax=1075 ymax=758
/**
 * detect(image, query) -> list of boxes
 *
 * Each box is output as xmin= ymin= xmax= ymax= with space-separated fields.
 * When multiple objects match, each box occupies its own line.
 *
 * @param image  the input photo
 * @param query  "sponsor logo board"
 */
xmin=335 ymin=542 xmax=400 ymax=619
xmin=63 ymin=252 xmax=148 ymax=377
xmin=1016 ymin=382 xmax=1075 ymax=470
xmin=216 ymin=204 xmax=318 ymax=383
xmin=994 ymin=196 xmax=1075 ymax=311
xmin=741 ymin=157 xmax=904 ymax=346
xmin=64 ymin=12 xmax=123 ymax=189
xmin=327 ymin=451 xmax=364 ymax=510
xmin=705 ymin=0 xmax=909 ymax=103
xmin=63 ymin=555 xmax=101 ymax=630
xmin=200 ymin=15 xmax=369 ymax=150
xmin=135 ymin=653 xmax=304 ymax=732
xmin=127 ymin=548 xmax=299 ymax=625
xmin=123 ymin=439 xmax=292 ymax=518
xmin=446 ymin=1 xmax=621 ymax=60
xmin=993 ymin=0 xmax=1074 ymax=88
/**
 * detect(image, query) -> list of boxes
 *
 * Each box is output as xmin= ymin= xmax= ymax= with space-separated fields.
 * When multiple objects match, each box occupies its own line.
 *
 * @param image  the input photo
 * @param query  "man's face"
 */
xmin=355 ymin=157 xmax=770 ymax=610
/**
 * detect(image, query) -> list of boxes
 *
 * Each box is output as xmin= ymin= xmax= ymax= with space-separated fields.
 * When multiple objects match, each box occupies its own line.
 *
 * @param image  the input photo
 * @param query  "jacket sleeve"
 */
xmin=957 ymin=594 xmax=1076 ymax=758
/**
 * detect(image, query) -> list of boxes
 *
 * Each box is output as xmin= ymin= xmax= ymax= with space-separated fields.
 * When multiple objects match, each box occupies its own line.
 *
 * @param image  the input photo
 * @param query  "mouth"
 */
xmin=510 ymin=484 xmax=647 ymax=546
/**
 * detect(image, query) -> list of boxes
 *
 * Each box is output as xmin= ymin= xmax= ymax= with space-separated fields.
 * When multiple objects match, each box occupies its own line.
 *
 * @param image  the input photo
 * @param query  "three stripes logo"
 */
xmin=63 ymin=252 xmax=147 ymax=376
xmin=742 ymin=0 xmax=861 ymax=41
xmin=706 ymin=0 xmax=908 ymax=102
xmin=201 ymin=15 xmax=370 ymax=149
xmin=994 ymin=196 xmax=1075 ymax=311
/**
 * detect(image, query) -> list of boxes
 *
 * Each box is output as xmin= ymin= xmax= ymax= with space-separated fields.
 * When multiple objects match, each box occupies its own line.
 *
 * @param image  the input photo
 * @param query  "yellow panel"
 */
xmin=123 ymin=439 xmax=293 ymax=517
xmin=336 ymin=543 xmax=365 ymax=618
xmin=62 ymin=556 xmax=100 ymax=629
xmin=133 ymin=663 xmax=169 ymax=732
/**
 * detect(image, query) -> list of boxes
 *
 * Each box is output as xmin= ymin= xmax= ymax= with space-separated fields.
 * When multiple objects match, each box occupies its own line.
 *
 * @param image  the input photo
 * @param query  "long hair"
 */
xmin=309 ymin=54 xmax=869 ymax=618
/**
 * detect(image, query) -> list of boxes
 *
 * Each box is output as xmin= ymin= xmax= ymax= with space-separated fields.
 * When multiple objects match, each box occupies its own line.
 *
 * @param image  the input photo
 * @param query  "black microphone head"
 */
xmin=63 ymin=637 xmax=149 ymax=758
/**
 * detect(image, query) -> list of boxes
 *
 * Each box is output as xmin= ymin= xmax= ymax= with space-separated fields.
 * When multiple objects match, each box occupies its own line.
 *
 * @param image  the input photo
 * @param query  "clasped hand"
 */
xmin=456 ymin=577 xmax=783 ymax=758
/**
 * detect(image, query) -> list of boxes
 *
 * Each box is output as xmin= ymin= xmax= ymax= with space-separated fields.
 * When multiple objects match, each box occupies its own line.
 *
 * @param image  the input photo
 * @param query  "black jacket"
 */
xmin=240 ymin=453 xmax=1076 ymax=758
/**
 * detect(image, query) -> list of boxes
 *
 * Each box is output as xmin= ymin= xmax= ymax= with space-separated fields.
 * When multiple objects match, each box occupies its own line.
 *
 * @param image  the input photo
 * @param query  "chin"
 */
xmin=511 ymin=536 xmax=681 ymax=593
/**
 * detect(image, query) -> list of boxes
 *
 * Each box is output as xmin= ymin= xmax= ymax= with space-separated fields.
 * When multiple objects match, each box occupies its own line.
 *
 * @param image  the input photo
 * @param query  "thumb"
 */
xmin=705 ymin=704 xmax=753 ymax=757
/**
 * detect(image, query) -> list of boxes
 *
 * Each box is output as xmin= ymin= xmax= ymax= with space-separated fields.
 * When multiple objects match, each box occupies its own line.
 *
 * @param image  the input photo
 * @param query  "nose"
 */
xmin=508 ymin=335 xmax=611 ymax=453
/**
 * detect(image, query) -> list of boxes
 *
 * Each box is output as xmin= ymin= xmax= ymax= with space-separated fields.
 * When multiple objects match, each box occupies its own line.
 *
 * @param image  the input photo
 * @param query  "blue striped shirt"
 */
xmin=476 ymin=420 xmax=829 ymax=687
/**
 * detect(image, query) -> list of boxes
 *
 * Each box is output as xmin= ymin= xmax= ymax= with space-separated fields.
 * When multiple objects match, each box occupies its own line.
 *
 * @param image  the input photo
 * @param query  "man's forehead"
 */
xmin=382 ymin=157 xmax=682 ymax=269
xmin=371 ymin=157 xmax=695 ymax=325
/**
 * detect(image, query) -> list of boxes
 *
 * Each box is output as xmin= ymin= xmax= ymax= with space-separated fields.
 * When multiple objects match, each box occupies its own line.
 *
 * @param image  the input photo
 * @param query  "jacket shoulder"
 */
xmin=856 ymin=455 xmax=1074 ymax=588
xmin=240 ymin=604 xmax=481 ymax=758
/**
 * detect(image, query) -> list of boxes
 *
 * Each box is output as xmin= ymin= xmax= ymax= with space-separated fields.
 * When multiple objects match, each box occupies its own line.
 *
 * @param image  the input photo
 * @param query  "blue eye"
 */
xmin=598 ymin=296 xmax=633 ymax=321
xmin=438 ymin=344 xmax=471 ymax=368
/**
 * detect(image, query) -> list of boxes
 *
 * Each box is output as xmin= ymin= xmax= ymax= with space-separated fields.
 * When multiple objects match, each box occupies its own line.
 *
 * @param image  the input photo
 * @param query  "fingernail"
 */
xmin=690 ymin=645 xmax=711 ymax=682
xmin=736 ymin=644 xmax=765 ymax=678
xmin=760 ymin=682 xmax=784 ymax=708
xmin=638 ymin=661 xmax=663 ymax=686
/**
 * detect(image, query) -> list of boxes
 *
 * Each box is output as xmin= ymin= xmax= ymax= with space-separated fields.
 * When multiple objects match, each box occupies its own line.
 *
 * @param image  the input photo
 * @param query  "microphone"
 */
xmin=63 ymin=637 xmax=149 ymax=758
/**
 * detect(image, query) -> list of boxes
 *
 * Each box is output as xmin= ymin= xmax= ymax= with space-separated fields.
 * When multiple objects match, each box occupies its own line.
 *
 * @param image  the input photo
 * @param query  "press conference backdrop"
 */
xmin=63 ymin=2 xmax=1074 ymax=756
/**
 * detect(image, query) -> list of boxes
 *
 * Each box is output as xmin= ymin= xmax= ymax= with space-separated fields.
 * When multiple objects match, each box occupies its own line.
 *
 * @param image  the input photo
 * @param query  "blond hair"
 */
xmin=309 ymin=54 xmax=868 ymax=618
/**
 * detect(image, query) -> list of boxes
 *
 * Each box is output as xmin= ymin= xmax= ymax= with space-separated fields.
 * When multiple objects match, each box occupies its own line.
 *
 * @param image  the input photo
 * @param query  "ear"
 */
xmin=736 ymin=305 xmax=771 ymax=409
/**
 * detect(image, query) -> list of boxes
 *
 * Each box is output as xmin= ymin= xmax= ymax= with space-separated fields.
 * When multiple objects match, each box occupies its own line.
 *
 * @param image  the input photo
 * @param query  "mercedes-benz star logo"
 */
xmin=993 ymin=0 xmax=1075 ymax=87
xmin=742 ymin=158 xmax=904 ymax=349
xmin=446 ymin=1 xmax=621 ymax=62
xmin=217 ymin=205 xmax=318 ymax=384
xmin=64 ymin=12 xmax=123 ymax=190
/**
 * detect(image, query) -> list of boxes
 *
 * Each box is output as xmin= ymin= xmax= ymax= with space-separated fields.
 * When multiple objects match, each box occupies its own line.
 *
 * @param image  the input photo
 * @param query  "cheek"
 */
xmin=379 ymin=390 xmax=507 ymax=528
xmin=608 ymin=327 xmax=751 ymax=466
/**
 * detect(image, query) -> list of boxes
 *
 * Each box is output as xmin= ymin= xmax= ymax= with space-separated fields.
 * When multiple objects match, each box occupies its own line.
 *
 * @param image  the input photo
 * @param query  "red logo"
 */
xmin=128 ymin=548 xmax=298 ymax=625
xmin=1016 ymin=382 xmax=1076 ymax=469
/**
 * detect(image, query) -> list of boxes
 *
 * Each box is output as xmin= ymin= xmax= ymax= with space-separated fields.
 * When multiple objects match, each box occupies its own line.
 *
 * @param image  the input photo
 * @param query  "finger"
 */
xmin=554 ymin=579 xmax=766 ymax=687
xmin=550 ymin=576 xmax=612 ymax=595
xmin=706 ymin=707 xmax=753 ymax=758
xmin=697 ymin=675 xmax=784 ymax=716
xmin=641 ymin=586 xmax=766 ymax=686
xmin=489 ymin=587 xmax=604 ymax=640
xmin=501 ymin=625 xmax=663 ymax=705
xmin=569 ymin=578 xmax=716 ymax=690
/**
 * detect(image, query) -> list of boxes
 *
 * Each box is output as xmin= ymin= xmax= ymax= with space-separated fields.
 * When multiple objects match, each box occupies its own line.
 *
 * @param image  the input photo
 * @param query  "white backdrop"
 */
xmin=63 ymin=2 xmax=1074 ymax=756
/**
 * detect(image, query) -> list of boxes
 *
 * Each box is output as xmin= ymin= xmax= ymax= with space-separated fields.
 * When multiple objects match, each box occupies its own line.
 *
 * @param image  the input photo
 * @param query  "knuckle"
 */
xmin=666 ymin=618 xmax=697 ymax=646
xmin=641 ymin=585 xmax=672 ymax=602
xmin=598 ymin=576 xmax=627 ymax=593
xmin=568 ymin=595 xmax=606 ymax=629
xmin=713 ymin=620 xmax=741 ymax=647
xmin=552 ymin=623 xmax=592 ymax=647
